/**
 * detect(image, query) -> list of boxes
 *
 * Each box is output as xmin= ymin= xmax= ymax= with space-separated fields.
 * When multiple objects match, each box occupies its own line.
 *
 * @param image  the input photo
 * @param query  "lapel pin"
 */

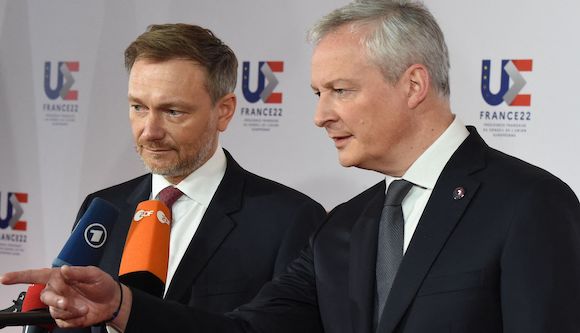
xmin=453 ymin=187 xmax=466 ymax=200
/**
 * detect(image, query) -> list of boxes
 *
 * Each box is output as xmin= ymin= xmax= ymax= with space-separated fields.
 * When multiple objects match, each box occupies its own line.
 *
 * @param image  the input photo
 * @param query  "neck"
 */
xmin=380 ymin=99 xmax=454 ymax=177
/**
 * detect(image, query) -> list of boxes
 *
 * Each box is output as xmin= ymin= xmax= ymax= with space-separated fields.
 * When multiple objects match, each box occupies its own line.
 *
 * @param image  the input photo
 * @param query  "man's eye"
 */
xmin=167 ymin=110 xmax=182 ymax=117
xmin=334 ymin=89 xmax=345 ymax=95
xmin=313 ymin=91 xmax=321 ymax=98
xmin=131 ymin=105 xmax=143 ymax=112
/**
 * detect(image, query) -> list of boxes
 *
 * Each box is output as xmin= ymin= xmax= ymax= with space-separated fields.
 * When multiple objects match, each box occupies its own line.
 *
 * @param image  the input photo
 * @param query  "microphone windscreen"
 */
xmin=119 ymin=200 xmax=171 ymax=297
xmin=20 ymin=284 xmax=55 ymax=331
xmin=52 ymin=197 xmax=119 ymax=267
xmin=21 ymin=284 xmax=46 ymax=313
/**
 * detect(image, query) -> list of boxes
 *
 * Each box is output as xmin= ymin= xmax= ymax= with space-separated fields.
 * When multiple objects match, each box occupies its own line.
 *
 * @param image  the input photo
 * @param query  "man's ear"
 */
xmin=404 ymin=64 xmax=430 ymax=109
xmin=216 ymin=93 xmax=236 ymax=132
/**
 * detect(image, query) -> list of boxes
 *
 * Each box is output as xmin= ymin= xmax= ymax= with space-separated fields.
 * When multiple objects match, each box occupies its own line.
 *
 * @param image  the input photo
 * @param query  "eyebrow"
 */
xmin=127 ymin=94 xmax=191 ymax=109
xmin=311 ymin=79 xmax=357 ymax=90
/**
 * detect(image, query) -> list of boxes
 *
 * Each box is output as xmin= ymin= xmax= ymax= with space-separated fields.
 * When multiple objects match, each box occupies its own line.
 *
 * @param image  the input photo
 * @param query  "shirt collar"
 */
xmin=396 ymin=116 xmax=469 ymax=190
xmin=151 ymin=147 xmax=227 ymax=206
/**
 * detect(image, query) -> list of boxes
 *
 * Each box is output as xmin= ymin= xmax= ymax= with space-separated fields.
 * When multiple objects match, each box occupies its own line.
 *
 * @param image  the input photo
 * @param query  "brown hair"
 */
xmin=125 ymin=23 xmax=237 ymax=103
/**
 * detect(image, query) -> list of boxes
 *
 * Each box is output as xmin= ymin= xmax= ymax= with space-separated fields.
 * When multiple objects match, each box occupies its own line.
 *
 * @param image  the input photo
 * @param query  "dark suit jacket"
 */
xmin=126 ymin=128 xmax=580 ymax=333
xmin=54 ymin=149 xmax=325 ymax=333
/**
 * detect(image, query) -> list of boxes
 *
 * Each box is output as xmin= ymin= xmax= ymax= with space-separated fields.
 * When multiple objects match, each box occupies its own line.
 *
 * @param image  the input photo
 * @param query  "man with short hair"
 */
xmin=4 ymin=1 xmax=580 ymax=332
xmin=45 ymin=23 xmax=326 ymax=333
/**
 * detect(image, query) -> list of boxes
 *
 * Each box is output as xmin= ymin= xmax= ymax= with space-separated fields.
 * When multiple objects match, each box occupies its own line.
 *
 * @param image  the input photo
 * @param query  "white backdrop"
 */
xmin=1 ymin=1 xmax=579 ymax=330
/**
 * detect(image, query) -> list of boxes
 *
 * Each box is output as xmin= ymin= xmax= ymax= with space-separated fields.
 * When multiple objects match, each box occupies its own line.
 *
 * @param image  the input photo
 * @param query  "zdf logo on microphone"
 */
xmin=133 ymin=209 xmax=170 ymax=225
xmin=84 ymin=223 xmax=107 ymax=248
xmin=157 ymin=211 xmax=170 ymax=225
xmin=481 ymin=59 xmax=533 ymax=107
xmin=134 ymin=209 xmax=154 ymax=221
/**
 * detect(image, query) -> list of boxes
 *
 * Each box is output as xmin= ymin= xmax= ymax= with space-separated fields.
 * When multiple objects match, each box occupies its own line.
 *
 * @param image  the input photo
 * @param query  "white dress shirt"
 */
xmin=385 ymin=117 xmax=469 ymax=253
xmin=151 ymin=147 xmax=227 ymax=295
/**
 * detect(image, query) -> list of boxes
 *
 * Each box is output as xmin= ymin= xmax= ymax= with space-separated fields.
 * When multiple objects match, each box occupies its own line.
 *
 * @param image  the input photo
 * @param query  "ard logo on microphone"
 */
xmin=84 ymin=223 xmax=107 ymax=248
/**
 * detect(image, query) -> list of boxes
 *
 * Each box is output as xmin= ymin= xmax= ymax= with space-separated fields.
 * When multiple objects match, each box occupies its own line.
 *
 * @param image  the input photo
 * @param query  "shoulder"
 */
xmin=224 ymin=150 xmax=324 ymax=211
xmin=329 ymin=180 xmax=385 ymax=215
xmin=239 ymin=169 xmax=327 ymax=220
xmin=459 ymin=127 xmax=571 ymax=193
xmin=83 ymin=174 xmax=150 ymax=204
xmin=482 ymin=145 xmax=569 ymax=191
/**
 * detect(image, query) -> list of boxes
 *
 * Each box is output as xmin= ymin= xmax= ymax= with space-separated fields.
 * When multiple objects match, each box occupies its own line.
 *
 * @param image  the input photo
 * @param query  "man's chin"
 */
xmin=143 ymin=161 xmax=176 ymax=176
xmin=337 ymin=155 xmax=356 ymax=168
xmin=144 ymin=161 xmax=195 ymax=178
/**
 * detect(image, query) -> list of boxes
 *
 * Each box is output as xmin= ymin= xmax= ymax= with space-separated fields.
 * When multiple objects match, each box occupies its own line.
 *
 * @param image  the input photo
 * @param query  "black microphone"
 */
xmin=0 ymin=198 xmax=119 ymax=331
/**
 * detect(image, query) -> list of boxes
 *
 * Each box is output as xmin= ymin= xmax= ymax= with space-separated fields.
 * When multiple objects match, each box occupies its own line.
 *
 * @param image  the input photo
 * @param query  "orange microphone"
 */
xmin=119 ymin=200 xmax=171 ymax=297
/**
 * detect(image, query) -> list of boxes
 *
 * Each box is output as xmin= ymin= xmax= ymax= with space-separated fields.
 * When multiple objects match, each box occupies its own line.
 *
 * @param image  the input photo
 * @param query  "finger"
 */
xmin=60 ymin=265 xmax=102 ymax=284
xmin=0 ymin=268 xmax=53 ymax=285
xmin=49 ymin=302 xmax=89 ymax=321
xmin=55 ymin=317 xmax=90 ymax=329
xmin=39 ymin=287 xmax=65 ymax=308
xmin=44 ymin=289 xmax=89 ymax=321
xmin=45 ymin=268 xmax=78 ymax=296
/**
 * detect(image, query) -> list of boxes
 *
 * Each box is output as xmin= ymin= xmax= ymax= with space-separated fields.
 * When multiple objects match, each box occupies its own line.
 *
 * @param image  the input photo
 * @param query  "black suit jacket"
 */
xmin=54 ymin=149 xmax=325 ymax=333
xmin=127 ymin=128 xmax=580 ymax=333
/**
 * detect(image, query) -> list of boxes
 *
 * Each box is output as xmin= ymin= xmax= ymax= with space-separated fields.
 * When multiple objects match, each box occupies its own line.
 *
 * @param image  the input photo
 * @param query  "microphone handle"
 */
xmin=23 ymin=325 xmax=49 ymax=333
xmin=0 ymin=311 xmax=54 ymax=328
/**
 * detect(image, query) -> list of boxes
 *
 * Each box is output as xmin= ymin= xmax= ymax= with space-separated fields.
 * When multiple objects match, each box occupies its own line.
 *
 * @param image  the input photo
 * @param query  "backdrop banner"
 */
xmin=1 ymin=2 xmax=578 ymax=330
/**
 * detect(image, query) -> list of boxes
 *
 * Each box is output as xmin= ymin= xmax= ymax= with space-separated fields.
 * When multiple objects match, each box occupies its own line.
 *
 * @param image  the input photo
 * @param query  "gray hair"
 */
xmin=308 ymin=0 xmax=450 ymax=97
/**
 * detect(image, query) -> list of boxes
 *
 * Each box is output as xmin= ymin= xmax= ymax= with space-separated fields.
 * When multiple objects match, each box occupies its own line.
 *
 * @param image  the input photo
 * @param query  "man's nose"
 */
xmin=313 ymin=94 xmax=336 ymax=128
xmin=141 ymin=112 xmax=165 ymax=141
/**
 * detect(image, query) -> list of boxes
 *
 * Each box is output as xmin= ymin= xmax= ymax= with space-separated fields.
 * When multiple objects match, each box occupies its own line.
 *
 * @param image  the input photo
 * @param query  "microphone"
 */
xmin=0 ymin=198 xmax=119 ymax=330
xmin=52 ymin=197 xmax=119 ymax=267
xmin=118 ymin=200 xmax=171 ymax=298
xmin=20 ymin=284 xmax=54 ymax=332
xmin=0 ymin=284 xmax=55 ymax=331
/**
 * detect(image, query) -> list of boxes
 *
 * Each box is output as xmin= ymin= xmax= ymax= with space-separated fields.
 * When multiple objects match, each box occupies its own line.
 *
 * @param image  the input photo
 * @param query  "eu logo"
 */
xmin=0 ymin=192 xmax=27 ymax=231
xmin=44 ymin=61 xmax=79 ymax=100
xmin=242 ymin=61 xmax=283 ymax=104
xmin=481 ymin=59 xmax=532 ymax=106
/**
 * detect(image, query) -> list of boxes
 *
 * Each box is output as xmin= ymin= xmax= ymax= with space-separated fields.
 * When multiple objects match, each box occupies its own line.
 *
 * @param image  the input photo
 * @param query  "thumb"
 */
xmin=59 ymin=265 xmax=104 ymax=285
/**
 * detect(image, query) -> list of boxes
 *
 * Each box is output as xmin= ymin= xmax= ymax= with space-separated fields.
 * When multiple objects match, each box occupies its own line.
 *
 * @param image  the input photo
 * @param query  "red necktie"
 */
xmin=158 ymin=186 xmax=183 ymax=209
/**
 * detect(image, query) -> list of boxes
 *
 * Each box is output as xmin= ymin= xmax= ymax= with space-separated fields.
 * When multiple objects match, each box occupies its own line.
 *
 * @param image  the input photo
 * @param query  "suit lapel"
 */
xmin=349 ymin=182 xmax=385 ymax=333
xmin=164 ymin=150 xmax=243 ymax=301
xmin=378 ymin=128 xmax=487 ymax=332
xmin=100 ymin=176 xmax=151 ymax=277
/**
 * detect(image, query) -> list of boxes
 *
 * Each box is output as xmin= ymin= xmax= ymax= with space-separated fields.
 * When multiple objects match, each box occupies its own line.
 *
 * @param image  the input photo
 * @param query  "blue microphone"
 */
xmin=0 ymin=198 xmax=119 ymax=331
xmin=52 ymin=197 xmax=119 ymax=267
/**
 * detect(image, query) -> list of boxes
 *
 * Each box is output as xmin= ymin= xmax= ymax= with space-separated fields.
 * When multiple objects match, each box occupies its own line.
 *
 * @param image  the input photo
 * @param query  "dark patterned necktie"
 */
xmin=158 ymin=186 xmax=183 ymax=209
xmin=375 ymin=179 xmax=413 ymax=326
